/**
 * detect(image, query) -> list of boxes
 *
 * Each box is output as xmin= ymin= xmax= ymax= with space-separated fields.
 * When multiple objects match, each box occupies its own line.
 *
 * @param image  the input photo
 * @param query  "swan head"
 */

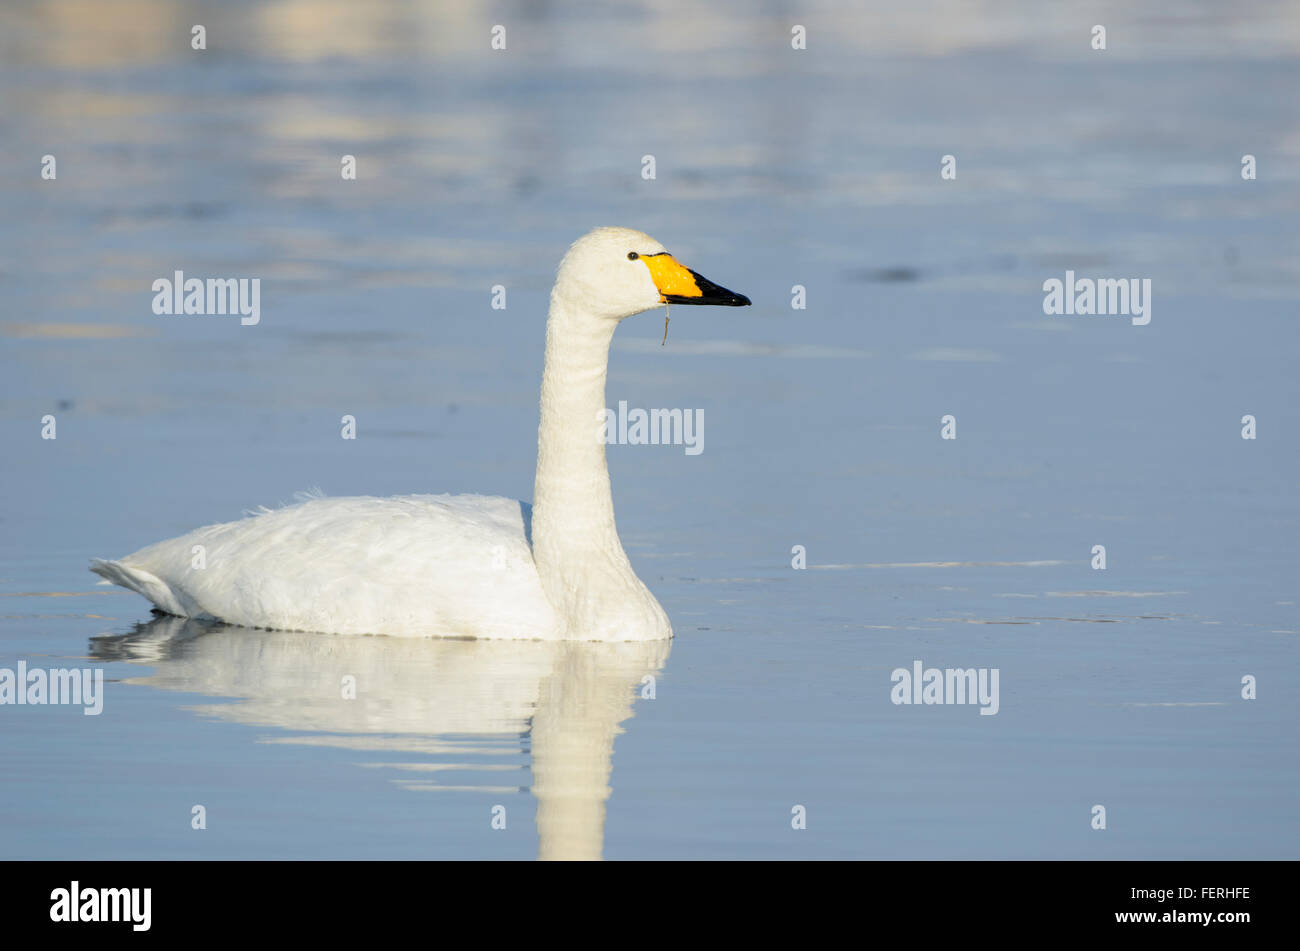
xmin=555 ymin=226 xmax=751 ymax=321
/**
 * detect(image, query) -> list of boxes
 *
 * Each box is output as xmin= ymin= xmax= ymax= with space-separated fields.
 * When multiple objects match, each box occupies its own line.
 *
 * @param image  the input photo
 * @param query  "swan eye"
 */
xmin=627 ymin=251 xmax=639 ymax=260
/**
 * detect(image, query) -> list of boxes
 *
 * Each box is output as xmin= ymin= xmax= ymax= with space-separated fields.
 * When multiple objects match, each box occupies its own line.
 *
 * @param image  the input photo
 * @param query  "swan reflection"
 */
xmin=90 ymin=616 xmax=669 ymax=860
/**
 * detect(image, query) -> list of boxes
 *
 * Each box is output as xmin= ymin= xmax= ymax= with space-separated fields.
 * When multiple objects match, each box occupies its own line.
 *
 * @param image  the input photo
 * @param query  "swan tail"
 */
xmin=90 ymin=558 xmax=187 ymax=617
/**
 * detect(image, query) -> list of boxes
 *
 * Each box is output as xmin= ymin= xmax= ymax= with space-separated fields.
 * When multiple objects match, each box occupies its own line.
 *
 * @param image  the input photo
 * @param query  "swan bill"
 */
xmin=640 ymin=253 xmax=751 ymax=307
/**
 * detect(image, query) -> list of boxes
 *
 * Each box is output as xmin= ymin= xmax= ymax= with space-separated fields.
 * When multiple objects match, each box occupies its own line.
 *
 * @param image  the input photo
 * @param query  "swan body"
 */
xmin=93 ymin=494 xmax=558 ymax=638
xmin=92 ymin=227 xmax=750 ymax=640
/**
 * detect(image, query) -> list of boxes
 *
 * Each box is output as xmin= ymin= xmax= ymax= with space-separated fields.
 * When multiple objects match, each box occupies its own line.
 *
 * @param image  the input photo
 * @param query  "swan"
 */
xmin=91 ymin=227 xmax=750 ymax=640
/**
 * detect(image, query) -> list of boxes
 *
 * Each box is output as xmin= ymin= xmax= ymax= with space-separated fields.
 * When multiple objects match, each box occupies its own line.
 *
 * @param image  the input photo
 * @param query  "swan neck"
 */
xmin=531 ymin=286 xmax=670 ymax=639
xmin=533 ymin=289 xmax=621 ymax=555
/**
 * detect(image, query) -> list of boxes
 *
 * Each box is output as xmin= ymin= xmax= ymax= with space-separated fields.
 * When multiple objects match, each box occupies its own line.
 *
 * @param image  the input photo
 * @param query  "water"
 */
xmin=1 ymin=0 xmax=1297 ymax=859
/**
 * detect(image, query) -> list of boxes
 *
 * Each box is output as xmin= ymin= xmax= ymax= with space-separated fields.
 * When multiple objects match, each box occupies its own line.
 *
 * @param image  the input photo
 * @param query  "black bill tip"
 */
xmin=664 ymin=269 xmax=751 ymax=307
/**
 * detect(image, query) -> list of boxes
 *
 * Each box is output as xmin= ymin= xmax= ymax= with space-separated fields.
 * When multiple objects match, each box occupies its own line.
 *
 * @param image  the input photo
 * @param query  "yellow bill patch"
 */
xmin=640 ymin=253 xmax=701 ymax=301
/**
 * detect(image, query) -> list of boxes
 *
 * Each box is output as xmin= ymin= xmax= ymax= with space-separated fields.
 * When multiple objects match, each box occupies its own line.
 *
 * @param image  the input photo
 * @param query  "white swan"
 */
xmin=91 ymin=227 xmax=750 ymax=640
